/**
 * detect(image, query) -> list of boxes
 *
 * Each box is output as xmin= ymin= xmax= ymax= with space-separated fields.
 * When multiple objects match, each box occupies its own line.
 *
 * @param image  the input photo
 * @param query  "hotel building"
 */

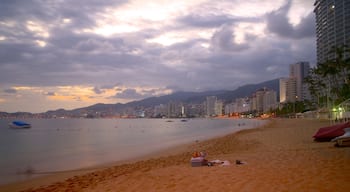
xmin=280 ymin=62 xmax=310 ymax=103
xmin=314 ymin=0 xmax=350 ymax=64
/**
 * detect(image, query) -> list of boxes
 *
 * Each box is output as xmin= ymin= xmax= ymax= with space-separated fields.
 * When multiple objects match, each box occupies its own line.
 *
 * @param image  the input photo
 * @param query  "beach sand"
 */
xmin=1 ymin=118 xmax=350 ymax=192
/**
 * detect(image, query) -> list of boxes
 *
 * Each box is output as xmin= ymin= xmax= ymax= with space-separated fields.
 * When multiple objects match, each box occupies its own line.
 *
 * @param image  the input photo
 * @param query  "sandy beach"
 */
xmin=1 ymin=118 xmax=349 ymax=192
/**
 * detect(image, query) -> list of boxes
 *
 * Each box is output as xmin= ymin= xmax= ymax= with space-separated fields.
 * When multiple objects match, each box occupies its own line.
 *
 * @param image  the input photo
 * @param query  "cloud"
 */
xmin=266 ymin=0 xmax=315 ymax=39
xmin=0 ymin=0 xmax=317 ymax=112
xmin=74 ymin=38 xmax=116 ymax=52
xmin=45 ymin=92 xmax=56 ymax=96
xmin=114 ymin=89 xmax=145 ymax=100
xmin=178 ymin=14 xmax=260 ymax=28
xmin=4 ymin=88 xmax=17 ymax=94
xmin=211 ymin=25 xmax=250 ymax=52
xmin=93 ymin=87 xmax=104 ymax=94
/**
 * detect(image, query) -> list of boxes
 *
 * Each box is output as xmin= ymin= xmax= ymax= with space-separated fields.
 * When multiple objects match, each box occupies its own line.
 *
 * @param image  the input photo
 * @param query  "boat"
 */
xmin=9 ymin=121 xmax=31 ymax=129
xmin=313 ymin=122 xmax=349 ymax=141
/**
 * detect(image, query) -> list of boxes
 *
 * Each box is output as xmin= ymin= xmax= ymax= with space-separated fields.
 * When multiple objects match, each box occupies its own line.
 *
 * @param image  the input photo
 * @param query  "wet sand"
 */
xmin=1 ymin=118 xmax=350 ymax=192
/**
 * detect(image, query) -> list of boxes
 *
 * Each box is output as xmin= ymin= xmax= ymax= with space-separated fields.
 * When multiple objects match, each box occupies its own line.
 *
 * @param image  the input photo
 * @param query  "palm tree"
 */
xmin=306 ymin=44 xmax=350 ymax=108
xmin=330 ymin=45 xmax=350 ymax=103
xmin=304 ymin=67 xmax=325 ymax=107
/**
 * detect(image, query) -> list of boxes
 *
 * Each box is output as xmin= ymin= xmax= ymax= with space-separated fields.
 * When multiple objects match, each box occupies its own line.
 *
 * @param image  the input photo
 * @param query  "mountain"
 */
xmin=217 ymin=78 xmax=280 ymax=102
xmin=126 ymin=90 xmax=227 ymax=107
xmin=43 ymin=78 xmax=279 ymax=116
xmin=122 ymin=78 xmax=279 ymax=107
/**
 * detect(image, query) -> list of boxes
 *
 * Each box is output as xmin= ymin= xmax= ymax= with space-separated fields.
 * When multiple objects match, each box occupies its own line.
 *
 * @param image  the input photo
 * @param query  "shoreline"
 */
xmin=2 ymin=118 xmax=350 ymax=191
xmin=0 ymin=119 xmax=268 ymax=191
xmin=0 ymin=118 xmax=264 ymax=186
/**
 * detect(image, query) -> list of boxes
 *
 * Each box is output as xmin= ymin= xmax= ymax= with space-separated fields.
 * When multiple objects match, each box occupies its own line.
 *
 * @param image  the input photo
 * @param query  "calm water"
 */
xmin=0 ymin=118 xmax=265 ymax=185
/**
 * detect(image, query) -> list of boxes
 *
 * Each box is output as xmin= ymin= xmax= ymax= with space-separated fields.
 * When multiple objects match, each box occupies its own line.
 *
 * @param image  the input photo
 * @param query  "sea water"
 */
xmin=0 ymin=118 xmax=265 ymax=185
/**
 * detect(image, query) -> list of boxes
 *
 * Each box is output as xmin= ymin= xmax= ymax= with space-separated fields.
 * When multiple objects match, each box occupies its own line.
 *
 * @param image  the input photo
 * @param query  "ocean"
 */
xmin=0 ymin=118 xmax=265 ymax=185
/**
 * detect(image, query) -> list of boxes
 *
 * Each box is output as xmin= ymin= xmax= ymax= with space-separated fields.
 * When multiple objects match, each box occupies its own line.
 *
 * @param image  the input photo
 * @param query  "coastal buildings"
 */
xmin=279 ymin=78 xmax=287 ymax=103
xmin=215 ymin=100 xmax=224 ymax=116
xmin=225 ymin=88 xmax=277 ymax=116
xmin=166 ymin=101 xmax=187 ymax=118
xmin=251 ymin=88 xmax=277 ymax=113
xmin=290 ymin=62 xmax=311 ymax=102
xmin=225 ymin=98 xmax=251 ymax=114
xmin=280 ymin=62 xmax=310 ymax=103
xmin=314 ymin=0 xmax=350 ymax=64
xmin=206 ymin=96 xmax=217 ymax=117
xmin=187 ymin=104 xmax=205 ymax=117
xmin=205 ymin=96 xmax=224 ymax=117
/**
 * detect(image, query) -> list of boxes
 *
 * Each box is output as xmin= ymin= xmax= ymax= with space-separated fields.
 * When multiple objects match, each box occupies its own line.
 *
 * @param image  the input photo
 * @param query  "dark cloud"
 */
xmin=178 ymin=14 xmax=260 ymax=28
xmin=114 ymin=89 xmax=145 ymax=100
xmin=190 ymin=33 xmax=317 ymax=91
xmin=4 ymin=88 xmax=17 ymax=94
xmin=165 ymin=85 xmax=184 ymax=92
xmin=266 ymin=0 xmax=315 ymax=39
xmin=211 ymin=25 xmax=250 ymax=52
xmin=74 ymin=39 xmax=115 ymax=52
xmin=0 ymin=0 xmax=128 ymax=24
xmin=98 ymin=83 xmax=122 ymax=90
xmin=293 ymin=13 xmax=316 ymax=38
xmin=0 ymin=0 xmax=45 ymax=19
xmin=0 ymin=0 xmax=316 ymax=97
xmin=0 ymin=32 xmax=147 ymax=87
xmin=93 ymin=87 xmax=104 ymax=94
xmin=45 ymin=92 xmax=56 ymax=96
xmin=179 ymin=14 xmax=232 ymax=28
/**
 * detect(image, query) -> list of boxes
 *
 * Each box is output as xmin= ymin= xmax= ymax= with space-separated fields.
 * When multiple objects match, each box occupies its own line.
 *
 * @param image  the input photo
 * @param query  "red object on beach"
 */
xmin=313 ymin=122 xmax=350 ymax=141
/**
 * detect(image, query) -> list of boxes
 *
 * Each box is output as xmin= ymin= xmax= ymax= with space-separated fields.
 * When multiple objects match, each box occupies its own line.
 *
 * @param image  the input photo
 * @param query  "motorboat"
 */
xmin=9 ymin=121 xmax=31 ymax=129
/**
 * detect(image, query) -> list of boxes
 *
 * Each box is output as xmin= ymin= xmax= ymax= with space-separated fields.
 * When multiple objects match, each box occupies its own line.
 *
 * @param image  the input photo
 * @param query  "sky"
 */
xmin=0 ymin=0 xmax=316 ymax=113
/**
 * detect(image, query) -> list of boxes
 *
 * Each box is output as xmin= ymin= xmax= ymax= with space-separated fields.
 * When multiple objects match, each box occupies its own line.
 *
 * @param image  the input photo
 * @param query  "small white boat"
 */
xmin=9 ymin=121 xmax=31 ymax=129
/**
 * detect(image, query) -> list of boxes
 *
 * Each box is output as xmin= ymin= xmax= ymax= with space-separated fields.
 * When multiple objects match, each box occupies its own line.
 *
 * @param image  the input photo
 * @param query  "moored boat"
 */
xmin=9 ymin=121 xmax=31 ymax=129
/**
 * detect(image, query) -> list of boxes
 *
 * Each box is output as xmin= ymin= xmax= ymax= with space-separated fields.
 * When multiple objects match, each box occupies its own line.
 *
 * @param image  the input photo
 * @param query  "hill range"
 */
xmin=0 ymin=78 xmax=279 ymax=117
xmin=41 ymin=78 xmax=279 ymax=116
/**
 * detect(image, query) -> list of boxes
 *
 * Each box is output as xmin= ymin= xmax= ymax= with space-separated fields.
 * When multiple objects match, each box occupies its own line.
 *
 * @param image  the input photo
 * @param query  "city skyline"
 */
xmin=0 ymin=0 xmax=316 ymax=113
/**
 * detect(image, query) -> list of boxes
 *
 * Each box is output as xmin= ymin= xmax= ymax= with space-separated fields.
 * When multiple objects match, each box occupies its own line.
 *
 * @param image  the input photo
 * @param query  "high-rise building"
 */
xmin=206 ymin=96 xmax=217 ymax=117
xmin=167 ymin=101 xmax=182 ymax=118
xmin=280 ymin=62 xmax=310 ymax=103
xmin=279 ymin=78 xmax=288 ymax=103
xmin=251 ymin=88 xmax=277 ymax=113
xmin=215 ymin=100 xmax=223 ymax=116
xmin=314 ymin=0 xmax=350 ymax=64
xmin=233 ymin=98 xmax=250 ymax=113
xmin=290 ymin=62 xmax=310 ymax=101
xmin=287 ymin=78 xmax=297 ymax=102
xmin=279 ymin=77 xmax=297 ymax=103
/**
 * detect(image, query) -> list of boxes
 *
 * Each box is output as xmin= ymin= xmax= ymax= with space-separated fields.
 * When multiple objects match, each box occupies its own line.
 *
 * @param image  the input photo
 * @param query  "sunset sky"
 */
xmin=0 ymin=0 xmax=316 ymax=113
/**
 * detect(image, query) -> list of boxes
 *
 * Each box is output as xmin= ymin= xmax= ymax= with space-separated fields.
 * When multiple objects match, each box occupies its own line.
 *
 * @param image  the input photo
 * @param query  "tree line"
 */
xmin=305 ymin=44 xmax=350 ymax=109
